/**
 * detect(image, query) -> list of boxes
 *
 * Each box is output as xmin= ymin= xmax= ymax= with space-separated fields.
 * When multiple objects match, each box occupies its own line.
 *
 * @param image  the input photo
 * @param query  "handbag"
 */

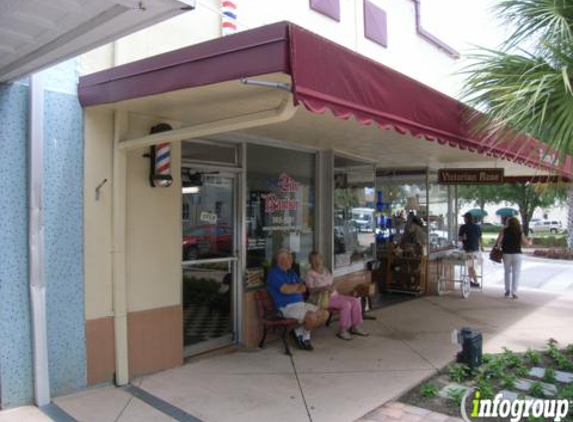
xmin=489 ymin=245 xmax=503 ymax=263
xmin=308 ymin=290 xmax=332 ymax=309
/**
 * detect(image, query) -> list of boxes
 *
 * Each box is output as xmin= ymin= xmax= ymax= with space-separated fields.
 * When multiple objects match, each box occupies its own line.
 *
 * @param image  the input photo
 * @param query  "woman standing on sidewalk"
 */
xmin=305 ymin=251 xmax=369 ymax=340
xmin=495 ymin=217 xmax=531 ymax=299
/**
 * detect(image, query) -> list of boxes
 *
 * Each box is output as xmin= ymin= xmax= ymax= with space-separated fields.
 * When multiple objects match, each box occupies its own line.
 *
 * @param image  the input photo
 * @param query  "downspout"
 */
xmin=109 ymin=39 xmax=130 ymax=386
xmin=112 ymin=111 xmax=129 ymax=385
xmin=29 ymin=72 xmax=51 ymax=406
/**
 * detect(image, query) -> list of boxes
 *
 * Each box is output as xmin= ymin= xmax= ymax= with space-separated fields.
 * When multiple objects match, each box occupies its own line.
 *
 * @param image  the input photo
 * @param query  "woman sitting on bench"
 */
xmin=305 ymin=251 xmax=369 ymax=341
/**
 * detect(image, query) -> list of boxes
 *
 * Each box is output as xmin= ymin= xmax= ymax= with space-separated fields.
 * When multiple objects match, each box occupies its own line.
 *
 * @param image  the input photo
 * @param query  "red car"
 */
xmin=183 ymin=224 xmax=233 ymax=260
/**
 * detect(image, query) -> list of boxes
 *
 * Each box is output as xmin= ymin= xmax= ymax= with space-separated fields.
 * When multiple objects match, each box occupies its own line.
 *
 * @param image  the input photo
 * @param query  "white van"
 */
xmin=529 ymin=219 xmax=562 ymax=234
xmin=351 ymin=208 xmax=376 ymax=232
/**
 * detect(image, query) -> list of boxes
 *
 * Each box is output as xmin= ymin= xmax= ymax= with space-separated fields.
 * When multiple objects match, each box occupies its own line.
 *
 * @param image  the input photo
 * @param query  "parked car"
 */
xmin=183 ymin=224 xmax=232 ymax=260
xmin=529 ymin=220 xmax=562 ymax=234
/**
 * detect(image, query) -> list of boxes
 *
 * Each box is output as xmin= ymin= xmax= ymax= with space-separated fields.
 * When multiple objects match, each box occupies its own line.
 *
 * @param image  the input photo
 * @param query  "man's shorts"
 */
xmin=464 ymin=251 xmax=479 ymax=268
xmin=280 ymin=302 xmax=318 ymax=323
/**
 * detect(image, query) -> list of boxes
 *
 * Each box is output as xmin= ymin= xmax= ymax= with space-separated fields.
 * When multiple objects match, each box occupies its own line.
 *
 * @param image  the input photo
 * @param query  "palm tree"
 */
xmin=461 ymin=0 xmax=573 ymax=247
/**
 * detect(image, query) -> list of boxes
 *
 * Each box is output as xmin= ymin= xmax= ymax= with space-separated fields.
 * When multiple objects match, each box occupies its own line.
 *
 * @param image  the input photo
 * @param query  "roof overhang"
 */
xmin=78 ymin=21 xmax=572 ymax=178
xmin=0 ymin=0 xmax=195 ymax=82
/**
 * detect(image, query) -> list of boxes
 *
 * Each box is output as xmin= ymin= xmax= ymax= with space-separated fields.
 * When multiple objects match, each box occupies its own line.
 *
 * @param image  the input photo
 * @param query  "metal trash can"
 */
xmin=456 ymin=327 xmax=482 ymax=369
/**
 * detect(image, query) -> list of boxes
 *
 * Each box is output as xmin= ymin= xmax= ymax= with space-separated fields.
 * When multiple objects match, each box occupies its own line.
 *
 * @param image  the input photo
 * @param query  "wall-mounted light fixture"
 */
xmin=148 ymin=123 xmax=173 ymax=188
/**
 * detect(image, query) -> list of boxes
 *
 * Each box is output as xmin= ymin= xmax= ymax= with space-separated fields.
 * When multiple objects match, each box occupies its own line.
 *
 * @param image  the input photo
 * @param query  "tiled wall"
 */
xmin=44 ymin=85 xmax=87 ymax=396
xmin=0 ymin=82 xmax=35 ymax=408
xmin=0 ymin=58 xmax=86 ymax=407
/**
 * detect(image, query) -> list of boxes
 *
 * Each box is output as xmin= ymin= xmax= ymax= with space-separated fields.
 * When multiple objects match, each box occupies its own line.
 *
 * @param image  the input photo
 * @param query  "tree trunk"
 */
xmin=567 ymin=187 xmax=573 ymax=248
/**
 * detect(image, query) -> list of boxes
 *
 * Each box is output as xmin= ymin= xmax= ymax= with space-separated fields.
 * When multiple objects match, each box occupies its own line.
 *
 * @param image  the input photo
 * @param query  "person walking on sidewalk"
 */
xmin=458 ymin=212 xmax=484 ymax=288
xmin=267 ymin=249 xmax=329 ymax=351
xmin=305 ymin=251 xmax=369 ymax=341
xmin=495 ymin=216 xmax=531 ymax=299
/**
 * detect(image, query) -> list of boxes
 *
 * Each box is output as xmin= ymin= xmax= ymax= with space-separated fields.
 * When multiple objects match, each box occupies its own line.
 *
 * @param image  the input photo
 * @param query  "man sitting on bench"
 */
xmin=267 ymin=248 xmax=329 ymax=351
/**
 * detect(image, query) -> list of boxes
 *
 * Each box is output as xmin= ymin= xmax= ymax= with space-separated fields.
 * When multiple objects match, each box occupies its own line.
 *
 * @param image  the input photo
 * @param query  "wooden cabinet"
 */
xmin=385 ymin=245 xmax=426 ymax=295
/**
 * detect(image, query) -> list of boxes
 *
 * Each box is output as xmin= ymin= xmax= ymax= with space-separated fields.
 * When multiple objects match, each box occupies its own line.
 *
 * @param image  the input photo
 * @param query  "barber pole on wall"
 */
xmin=221 ymin=0 xmax=237 ymax=36
xmin=154 ymin=142 xmax=172 ymax=186
xmin=149 ymin=123 xmax=173 ymax=188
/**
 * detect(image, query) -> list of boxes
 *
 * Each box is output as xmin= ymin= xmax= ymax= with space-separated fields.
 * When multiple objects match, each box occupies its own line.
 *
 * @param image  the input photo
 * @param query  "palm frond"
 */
xmin=496 ymin=0 xmax=573 ymax=51
xmin=461 ymin=48 xmax=573 ymax=157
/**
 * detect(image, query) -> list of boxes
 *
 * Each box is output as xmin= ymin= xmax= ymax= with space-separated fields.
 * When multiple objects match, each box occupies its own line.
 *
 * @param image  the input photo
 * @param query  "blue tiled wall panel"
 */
xmin=0 ymin=82 xmax=34 ymax=408
xmin=44 ymin=88 xmax=87 ymax=397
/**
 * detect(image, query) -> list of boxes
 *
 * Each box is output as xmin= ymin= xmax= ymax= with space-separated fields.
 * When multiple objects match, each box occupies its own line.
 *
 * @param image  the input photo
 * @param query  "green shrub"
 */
xmin=501 ymin=374 xmax=517 ymax=389
xmin=476 ymin=378 xmax=495 ymax=400
xmin=448 ymin=363 xmax=470 ymax=383
xmin=558 ymin=383 xmax=573 ymax=401
xmin=532 ymin=236 xmax=567 ymax=248
xmin=514 ymin=364 xmax=530 ymax=378
xmin=544 ymin=367 xmax=557 ymax=383
xmin=547 ymin=340 xmax=573 ymax=371
xmin=420 ymin=382 xmax=438 ymax=399
xmin=446 ymin=388 xmax=467 ymax=406
xmin=477 ymin=357 xmax=505 ymax=380
xmin=482 ymin=353 xmax=494 ymax=364
xmin=500 ymin=347 xmax=522 ymax=368
xmin=529 ymin=381 xmax=546 ymax=398
xmin=524 ymin=348 xmax=542 ymax=365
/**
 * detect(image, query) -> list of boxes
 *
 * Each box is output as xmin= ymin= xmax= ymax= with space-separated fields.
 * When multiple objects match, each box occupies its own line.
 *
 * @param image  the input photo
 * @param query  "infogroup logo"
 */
xmin=461 ymin=390 xmax=570 ymax=422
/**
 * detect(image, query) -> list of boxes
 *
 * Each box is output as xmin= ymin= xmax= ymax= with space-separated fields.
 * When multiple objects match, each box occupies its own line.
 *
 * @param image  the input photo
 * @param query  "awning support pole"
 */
xmin=29 ymin=72 xmax=51 ymax=407
xmin=112 ymin=111 xmax=129 ymax=385
xmin=117 ymin=93 xmax=296 ymax=151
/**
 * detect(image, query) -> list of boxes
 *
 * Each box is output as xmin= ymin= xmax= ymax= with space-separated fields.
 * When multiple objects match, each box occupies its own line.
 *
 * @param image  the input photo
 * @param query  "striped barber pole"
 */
xmin=221 ymin=0 xmax=237 ymax=36
xmin=154 ymin=142 xmax=172 ymax=187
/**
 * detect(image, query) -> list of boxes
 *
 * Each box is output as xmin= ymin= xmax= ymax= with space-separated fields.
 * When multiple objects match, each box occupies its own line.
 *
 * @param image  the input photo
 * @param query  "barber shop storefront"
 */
xmin=79 ymin=22 xmax=570 ymax=386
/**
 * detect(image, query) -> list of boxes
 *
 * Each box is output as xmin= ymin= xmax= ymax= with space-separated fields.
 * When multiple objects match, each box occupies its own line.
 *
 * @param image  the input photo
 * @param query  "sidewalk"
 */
xmin=4 ymin=285 xmax=573 ymax=422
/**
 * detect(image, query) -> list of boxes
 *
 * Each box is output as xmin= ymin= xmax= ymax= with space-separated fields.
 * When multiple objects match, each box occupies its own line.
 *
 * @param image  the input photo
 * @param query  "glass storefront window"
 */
xmin=375 ymin=170 xmax=456 ymax=253
xmin=182 ymin=172 xmax=235 ymax=260
xmin=246 ymin=145 xmax=315 ymax=283
xmin=375 ymin=171 xmax=428 ymax=248
xmin=428 ymin=175 xmax=455 ymax=251
xmin=333 ymin=156 xmax=375 ymax=269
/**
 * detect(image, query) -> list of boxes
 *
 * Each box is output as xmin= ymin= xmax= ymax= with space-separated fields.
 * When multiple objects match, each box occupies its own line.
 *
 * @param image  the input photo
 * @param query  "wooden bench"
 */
xmin=254 ymin=289 xmax=298 ymax=355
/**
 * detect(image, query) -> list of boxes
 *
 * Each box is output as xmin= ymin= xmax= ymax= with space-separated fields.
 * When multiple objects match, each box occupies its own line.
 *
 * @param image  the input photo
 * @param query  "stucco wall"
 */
xmin=125 ymin=115 xmax=182 ymax=313
xmin=84 ymin=112 xmax=182 ymax=317
xmin=80 ymin=0 xmax=460 ymax=97
xmin=84 ymin=110 xmax=114 ymax=321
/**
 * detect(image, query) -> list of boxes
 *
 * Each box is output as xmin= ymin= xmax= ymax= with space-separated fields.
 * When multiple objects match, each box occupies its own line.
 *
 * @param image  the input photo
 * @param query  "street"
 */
xmin=482 ymin=254 xmax=573 ymax=293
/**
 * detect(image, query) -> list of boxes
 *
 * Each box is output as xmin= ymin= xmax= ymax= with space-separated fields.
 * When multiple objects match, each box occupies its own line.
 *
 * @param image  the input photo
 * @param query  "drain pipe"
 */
xmin=29 ymin=72 xmax=51 ymax=406
xmin=112 ymin=111 xmax=130 ymax=385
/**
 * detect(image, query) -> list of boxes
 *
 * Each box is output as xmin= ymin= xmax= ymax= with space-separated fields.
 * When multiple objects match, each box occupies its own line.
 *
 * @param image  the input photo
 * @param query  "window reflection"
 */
xmin=334 ymin=157 xmax=375 ymax=268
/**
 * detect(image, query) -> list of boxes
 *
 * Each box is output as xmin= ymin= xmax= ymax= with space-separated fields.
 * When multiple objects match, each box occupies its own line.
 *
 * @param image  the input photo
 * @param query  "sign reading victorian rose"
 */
xmin=263 ymin=173 xmax=303 ymax=232
xmin=438 ymin=168 xmax=504 ymax=185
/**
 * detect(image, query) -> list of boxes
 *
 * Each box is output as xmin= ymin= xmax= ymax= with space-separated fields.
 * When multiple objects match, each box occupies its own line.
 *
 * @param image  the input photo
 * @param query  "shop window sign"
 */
xmin=246 ymin=144 xmax=315 ymax=278
xmin=263 ymin=173 xmax=303 ymax=232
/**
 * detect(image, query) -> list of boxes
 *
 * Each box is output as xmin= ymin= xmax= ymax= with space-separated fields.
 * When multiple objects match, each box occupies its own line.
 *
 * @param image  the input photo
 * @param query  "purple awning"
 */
xmin=78 ymin=21 xmax=572 ymax=177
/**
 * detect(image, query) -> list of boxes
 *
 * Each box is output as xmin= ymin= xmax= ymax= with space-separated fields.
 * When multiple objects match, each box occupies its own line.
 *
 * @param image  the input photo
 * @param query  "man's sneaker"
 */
xmin=512 ymin=294 xmax=519 ymax=299
xmin=504 ymin=291 xmax=510 ymax=298
xmin=350 ymin=326 xmax=369 ymax=336
xmin=336 ymin=330 xmax=353 ymax=341
xmin=302 ymin=340 xmax=314 ymax=351
xmin=470 ymin=281 xmax=480 ymax=288
xmin=290 ymin=330 xmax=305 ymax=349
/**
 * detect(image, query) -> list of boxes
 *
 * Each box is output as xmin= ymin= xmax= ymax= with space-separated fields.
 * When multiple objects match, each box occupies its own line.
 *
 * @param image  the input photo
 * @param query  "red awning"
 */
xmin=78 ymin=21 xmax=572 ymax=177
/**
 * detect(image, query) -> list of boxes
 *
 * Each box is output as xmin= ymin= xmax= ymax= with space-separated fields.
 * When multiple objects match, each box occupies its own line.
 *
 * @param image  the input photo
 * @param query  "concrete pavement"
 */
xmin=4 ymin=256 xmax=573 ymax=422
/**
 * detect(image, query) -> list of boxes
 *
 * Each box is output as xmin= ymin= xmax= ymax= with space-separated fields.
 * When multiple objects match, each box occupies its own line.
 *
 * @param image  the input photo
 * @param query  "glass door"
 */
xmin=182 ymin=169 xmax=237 ymax=357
